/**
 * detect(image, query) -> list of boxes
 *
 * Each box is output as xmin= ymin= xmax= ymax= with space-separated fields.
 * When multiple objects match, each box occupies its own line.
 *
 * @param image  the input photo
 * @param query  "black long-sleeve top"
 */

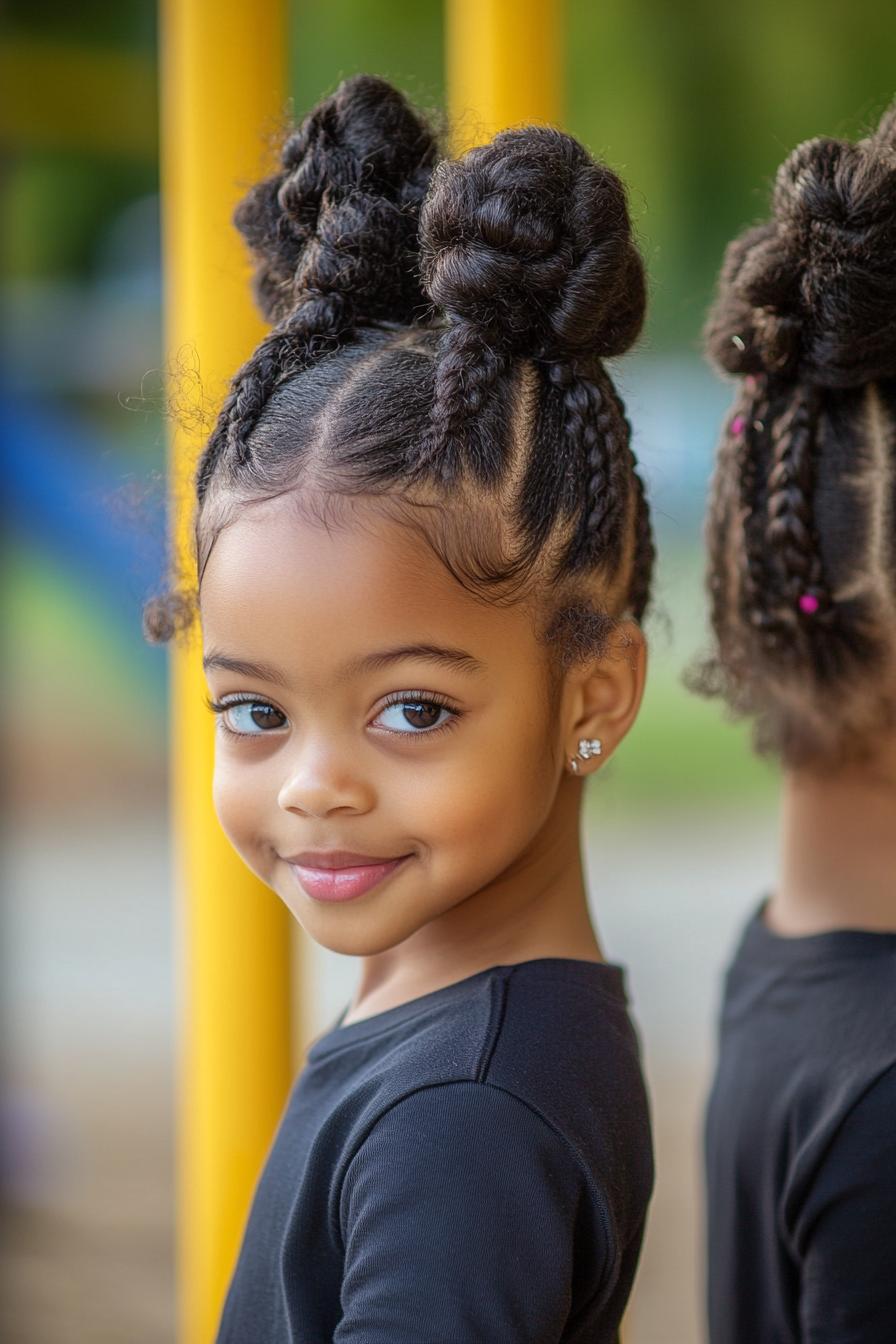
xmin=216 ymin=956 xmax=654 ymax=1343
xmin=705 ymin=900 xmax=896 ymax=1343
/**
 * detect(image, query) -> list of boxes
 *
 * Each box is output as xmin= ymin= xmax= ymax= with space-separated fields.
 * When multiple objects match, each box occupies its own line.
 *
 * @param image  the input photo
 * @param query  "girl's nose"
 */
xmin=276 ymin=744 xmax=374 ymax=818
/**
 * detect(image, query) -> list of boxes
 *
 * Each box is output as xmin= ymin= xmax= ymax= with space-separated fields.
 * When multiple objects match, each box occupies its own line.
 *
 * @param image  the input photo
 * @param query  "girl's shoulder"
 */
xmin=306 ymin=955 xmax=652 ymax=1212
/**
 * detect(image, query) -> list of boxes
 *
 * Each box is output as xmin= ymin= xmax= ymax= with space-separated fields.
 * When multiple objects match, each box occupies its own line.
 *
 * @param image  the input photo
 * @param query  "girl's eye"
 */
xmin=206 ymin=693 xmax=458 ymax=740
xmin=208 ymin=698 xmax=288 ymax=737
xmin=373 ymin=697 xmax=458 ymax=737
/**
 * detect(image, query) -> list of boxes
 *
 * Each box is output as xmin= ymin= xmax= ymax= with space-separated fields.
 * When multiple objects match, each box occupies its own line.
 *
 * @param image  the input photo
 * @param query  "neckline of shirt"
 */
xmin=740 ymin=896 xmax=896 ymax=965
xmin=308 ymin=956 xmax=628 ymax=1054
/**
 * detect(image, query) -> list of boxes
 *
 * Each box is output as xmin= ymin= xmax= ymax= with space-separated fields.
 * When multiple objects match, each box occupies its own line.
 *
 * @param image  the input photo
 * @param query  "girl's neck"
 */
xmin=768 ymin=735 xmax=896 ymax=936
xmin=343 ymin=777 xmax=603 ymax=1025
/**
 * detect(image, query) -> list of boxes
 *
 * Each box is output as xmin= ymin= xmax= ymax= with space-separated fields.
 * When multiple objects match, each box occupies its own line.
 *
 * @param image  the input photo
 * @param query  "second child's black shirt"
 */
xmin=705 ymin=899 xmax=896 ymax=1344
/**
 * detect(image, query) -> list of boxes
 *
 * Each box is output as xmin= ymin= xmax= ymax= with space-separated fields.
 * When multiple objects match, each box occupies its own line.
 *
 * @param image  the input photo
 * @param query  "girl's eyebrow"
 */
xmin=340 ymin=644 xmax=485 ymax=682
xmin=202 ymin=643 xmax=486 ymax=687
xmin=202 ymin=652 xmax=291 ymax=686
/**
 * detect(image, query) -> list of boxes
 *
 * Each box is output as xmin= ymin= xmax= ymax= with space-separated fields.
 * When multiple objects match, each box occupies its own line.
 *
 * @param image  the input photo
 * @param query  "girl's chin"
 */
xmin=291 ymin=913 xmax=426 ymax=959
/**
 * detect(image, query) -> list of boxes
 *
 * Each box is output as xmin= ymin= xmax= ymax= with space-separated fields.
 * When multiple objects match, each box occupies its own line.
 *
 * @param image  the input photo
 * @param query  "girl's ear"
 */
xmin=564 ymin=621 xmax=647 ymax=771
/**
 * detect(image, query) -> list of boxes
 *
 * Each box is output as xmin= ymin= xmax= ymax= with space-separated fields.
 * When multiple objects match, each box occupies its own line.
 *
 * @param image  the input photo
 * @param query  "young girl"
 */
xmin=147 ymin=75 xmax=656 ymax=1343
xmin=693 ymin=104 xmax=896 ymax=1343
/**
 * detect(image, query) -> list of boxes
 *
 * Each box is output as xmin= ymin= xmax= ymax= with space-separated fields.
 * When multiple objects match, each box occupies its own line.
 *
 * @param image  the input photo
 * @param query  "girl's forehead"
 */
xmin=198 ymin=492 xmax=538 ymax=680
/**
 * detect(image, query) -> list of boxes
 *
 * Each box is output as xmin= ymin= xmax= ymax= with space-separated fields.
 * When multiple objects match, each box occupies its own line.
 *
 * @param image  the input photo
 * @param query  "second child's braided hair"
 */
xmin=145 ymin=76 xmax=654 ymax=679
xmin=691 ymin=103 xmax=896 ymax=767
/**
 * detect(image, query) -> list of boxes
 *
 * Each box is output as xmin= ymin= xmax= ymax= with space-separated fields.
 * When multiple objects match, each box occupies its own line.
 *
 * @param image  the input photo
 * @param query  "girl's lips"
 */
xmin=288 ymin=855 xmax=411 ymax=903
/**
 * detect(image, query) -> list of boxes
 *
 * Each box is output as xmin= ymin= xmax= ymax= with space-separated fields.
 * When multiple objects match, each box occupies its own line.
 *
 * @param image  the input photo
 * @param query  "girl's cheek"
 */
xmin=431 ymin=753 xmax=547 ymax=857
xmin=212 ymin=782 xmax=243 ymax=855
xmin=212 ymin=758 xmax=265 ymax=867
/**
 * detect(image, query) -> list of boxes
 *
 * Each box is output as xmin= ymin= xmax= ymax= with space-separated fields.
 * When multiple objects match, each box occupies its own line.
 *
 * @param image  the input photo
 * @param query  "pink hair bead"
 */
xmin=731 ymin=415 xmax=746 ymax=434
xmin=745 ymin=376 xmax=757 ymax=392
xmin=798 ymin=593 xmax=820 ymax=615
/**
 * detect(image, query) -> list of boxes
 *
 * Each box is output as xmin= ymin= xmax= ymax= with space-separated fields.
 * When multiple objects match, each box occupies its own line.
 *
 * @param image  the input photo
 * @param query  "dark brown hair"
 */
xmin=145 ymin=75 xmax=654 ymax=670
xmin=691 ymin=102 xmax=896 ymax=766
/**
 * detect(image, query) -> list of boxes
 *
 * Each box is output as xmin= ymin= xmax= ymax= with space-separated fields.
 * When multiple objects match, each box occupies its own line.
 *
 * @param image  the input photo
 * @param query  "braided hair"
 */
xmin=145 ymin=75 xmax=654 ymax=674
xmin=691 ymin=101 xmax=896 ymax=766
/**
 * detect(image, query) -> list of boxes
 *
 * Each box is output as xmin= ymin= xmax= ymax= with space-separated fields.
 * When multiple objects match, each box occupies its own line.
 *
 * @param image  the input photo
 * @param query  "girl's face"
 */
xmin=199 ymin=491 xmax=597 ymax=957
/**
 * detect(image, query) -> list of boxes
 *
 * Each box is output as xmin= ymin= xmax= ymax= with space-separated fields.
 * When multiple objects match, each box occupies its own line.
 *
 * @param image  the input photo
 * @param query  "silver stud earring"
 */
xmin=569 ymin=738 xmax=602 ymax=774
xmin=577 ymin=737 xmax=602 ymax=760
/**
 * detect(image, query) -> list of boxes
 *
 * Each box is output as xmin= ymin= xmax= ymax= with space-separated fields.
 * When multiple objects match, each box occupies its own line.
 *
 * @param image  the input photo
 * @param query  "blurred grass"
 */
xmin=566 ymin=0 xmax=896 ymax=350
xmin=602 ymin=662 xmax=778 ymax=809
xmin=591 ymin=536 xmax=779 ymax=809
xmin=291 ymin=0 xmax=444 ymax=114
xmin=3 ymin=544 xmax=165 ymax=730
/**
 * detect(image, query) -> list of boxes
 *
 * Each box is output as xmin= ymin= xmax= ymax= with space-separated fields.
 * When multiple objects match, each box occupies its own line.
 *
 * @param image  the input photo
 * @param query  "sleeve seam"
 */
xmin=475 ymin=970 xmax=510 ymax=1083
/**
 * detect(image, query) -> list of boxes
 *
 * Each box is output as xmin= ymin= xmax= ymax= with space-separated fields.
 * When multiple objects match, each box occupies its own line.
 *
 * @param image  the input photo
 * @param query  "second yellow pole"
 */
xmin=446 ymin=0 xmax=563 ymax=150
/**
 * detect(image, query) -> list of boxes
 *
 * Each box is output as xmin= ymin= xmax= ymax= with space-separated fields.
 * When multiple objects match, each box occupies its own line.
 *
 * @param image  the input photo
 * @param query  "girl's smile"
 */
xmin=284 ymin=851 xmax=414 ymax=903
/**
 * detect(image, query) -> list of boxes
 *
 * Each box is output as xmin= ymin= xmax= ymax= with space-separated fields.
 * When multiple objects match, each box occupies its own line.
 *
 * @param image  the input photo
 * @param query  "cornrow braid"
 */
xmin=627 ymin=462 xmax=654 ymax=621
xmin=701 ymin=391 xmax=744 ymax=676
xmin=195 ymin=294 xmax=352 ymax=504
xmin=765 ymin=384 xmax=827 ymax=636
xmin=549 ymin=362 xmax=626 ymax=577
xmin=588 ymin=366 xmax=632 ymax=575
xmin=733 ymin=382 xmax=781 ymax=658
xmin=415 ymin=327 xmax=512 ymax=485
xmin=606 ymin=376 xmax=654 ymax=621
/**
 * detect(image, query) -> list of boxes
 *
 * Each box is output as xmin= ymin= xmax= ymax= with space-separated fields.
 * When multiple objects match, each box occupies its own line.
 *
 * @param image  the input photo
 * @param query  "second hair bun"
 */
xmin=705 ymin=104 xmax=896 ymax=388
xmin=420 ymin=125 xmax=646 ymax=362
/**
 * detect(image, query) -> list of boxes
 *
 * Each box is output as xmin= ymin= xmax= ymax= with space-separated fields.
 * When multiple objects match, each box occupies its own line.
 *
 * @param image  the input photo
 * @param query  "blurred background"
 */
xmin=1 ymin=2 xmax=892 ymax=1340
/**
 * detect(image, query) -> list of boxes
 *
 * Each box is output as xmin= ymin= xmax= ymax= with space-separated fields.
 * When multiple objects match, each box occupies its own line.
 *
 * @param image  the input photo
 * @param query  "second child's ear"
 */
xmin=562 ymin=622 xmax=647 ymax=769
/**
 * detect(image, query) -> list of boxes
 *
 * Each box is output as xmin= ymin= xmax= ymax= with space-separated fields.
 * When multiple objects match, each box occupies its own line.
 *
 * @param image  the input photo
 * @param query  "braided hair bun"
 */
xmin=234 ymin=73 xmax=439 ymax=329
xmin=419 ymin=125 xmax=646 ymax=361
xmin=193 ymin=76 xmax=440 ymax=504
xmin=705 ymin=103 xmax=896 ymax=388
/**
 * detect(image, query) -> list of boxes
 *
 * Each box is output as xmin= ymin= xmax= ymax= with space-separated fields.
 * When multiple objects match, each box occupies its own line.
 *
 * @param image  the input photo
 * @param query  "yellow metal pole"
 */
xmin=446 ymin=0 xmax=563 ymax=149
xmin=159 ymin=4 xmax=293 ymax=1341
